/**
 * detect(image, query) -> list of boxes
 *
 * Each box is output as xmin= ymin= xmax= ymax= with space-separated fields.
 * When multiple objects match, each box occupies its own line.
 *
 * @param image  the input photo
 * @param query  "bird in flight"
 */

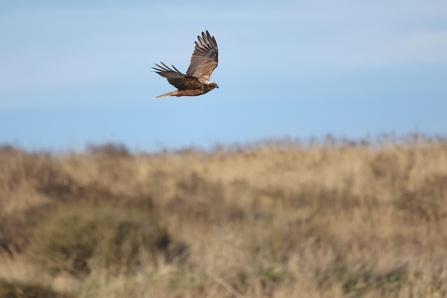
xmin=152 ymin=30 xmax=219 ymax=98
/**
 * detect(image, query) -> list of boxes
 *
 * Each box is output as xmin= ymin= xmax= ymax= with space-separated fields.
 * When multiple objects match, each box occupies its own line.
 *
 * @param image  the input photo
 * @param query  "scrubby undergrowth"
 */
xmin=0 ymin=278 xmax=74 ymax=298
xmin=1 ymin=137 xmax=447 ymax=297
xmin=25 ymin=202 xmax=170 ymax=277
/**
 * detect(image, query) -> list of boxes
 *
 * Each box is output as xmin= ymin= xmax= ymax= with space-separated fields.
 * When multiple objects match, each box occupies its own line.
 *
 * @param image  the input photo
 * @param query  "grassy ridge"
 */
xmin=1 ymin=137 xmax=447 ymax=297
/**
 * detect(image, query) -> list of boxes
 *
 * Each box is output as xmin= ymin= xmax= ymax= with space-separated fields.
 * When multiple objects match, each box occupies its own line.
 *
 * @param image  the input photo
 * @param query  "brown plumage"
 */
xmin=152 ymin=30 xmax=219 ymax=98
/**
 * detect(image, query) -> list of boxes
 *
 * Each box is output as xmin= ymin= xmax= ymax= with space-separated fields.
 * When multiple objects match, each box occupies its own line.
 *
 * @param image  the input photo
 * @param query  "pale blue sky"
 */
xmin=1 ymin=1 xmax=446 ymax=151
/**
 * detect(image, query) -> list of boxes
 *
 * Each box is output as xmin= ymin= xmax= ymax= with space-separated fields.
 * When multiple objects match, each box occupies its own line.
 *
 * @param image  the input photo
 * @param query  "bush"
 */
xmin=25 ymin=202 xmax=170 ymax=278
xmin=0 ymin=279 xmax=74 ymax=298
xmin=86 ymin=143 xmax=131 ymax=157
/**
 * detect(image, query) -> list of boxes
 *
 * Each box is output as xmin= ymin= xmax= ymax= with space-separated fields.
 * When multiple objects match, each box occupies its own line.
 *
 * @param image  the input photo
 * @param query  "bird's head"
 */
xmin=208 ymin=81 xmax=219 ymax=89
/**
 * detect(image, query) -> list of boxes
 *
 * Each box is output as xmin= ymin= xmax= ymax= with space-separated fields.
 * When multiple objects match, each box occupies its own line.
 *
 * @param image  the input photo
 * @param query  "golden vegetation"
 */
xmin=1 ymin=136 xmax=447 ymax=297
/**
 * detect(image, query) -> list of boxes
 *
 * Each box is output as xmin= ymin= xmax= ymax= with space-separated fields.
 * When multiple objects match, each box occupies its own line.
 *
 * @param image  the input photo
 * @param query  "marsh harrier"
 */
xmin=152 ymin=30 xmax=219 ymax=98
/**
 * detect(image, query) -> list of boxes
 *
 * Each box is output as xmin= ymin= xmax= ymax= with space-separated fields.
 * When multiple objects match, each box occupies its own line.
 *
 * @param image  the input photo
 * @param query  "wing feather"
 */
xmin=152 ymin=62 xmax=202 ymax=90
xmin=186 ymin=30 xmax=218 ymax=83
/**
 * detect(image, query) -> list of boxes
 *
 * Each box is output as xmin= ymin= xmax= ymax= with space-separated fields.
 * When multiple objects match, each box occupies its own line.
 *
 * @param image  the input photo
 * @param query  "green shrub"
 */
xmin=0 ymin=279 xmax=74 ymax=298
xmin=25 ymin=202 xmax=170 ymax=278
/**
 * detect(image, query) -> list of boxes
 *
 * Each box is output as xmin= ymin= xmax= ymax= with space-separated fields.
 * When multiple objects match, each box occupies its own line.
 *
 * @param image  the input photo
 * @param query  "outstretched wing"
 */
xmin=152 ymin=62 xmax=202 ymax=90
xmin=186 ymin=30 xmax=218 ymax=83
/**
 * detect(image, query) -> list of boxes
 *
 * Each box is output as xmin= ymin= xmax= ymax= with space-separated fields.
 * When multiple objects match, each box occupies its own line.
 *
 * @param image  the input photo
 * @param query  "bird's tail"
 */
xmin=154 ymin=90 xmax=178 ymax=99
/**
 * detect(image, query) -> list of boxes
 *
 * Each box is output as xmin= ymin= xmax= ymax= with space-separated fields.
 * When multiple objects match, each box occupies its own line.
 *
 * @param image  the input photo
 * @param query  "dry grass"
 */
xmin=1 ymin=136 xmax=447 ymax=297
